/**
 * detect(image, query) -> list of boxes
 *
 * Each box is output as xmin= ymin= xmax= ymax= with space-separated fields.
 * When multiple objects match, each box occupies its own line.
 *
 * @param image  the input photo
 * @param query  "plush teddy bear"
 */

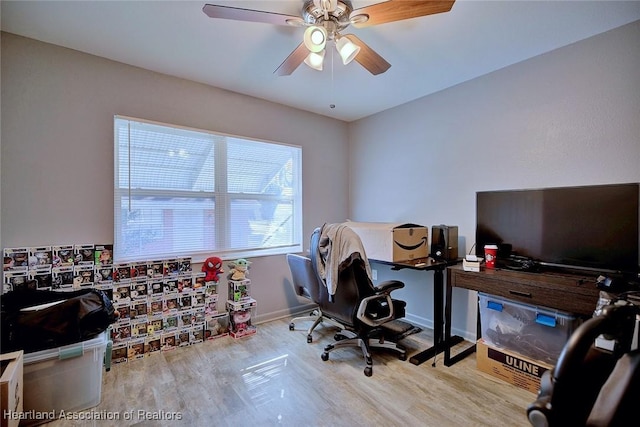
xmin=201 ymin=256 xmax=224 ymax=283
xmin=227 ymin=258 xmax=251 ymax=281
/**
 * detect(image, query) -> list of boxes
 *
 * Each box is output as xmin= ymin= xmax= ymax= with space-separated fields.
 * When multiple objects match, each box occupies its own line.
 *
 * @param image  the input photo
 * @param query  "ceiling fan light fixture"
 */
xmin=303 ymin=25 xmax=327 ymax=52
xmin=304 ymin=50 xmax=325 ymax=71
xmin=336 ymin=36 xmax=360 ymax=65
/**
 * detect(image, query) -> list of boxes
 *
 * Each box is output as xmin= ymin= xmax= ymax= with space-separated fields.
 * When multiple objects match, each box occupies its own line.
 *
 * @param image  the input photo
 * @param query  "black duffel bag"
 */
xmin=1 ymin=286 xmax=117 ymax=354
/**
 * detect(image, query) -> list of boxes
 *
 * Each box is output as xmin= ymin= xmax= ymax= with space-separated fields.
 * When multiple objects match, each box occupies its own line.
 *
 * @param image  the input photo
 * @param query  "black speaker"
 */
xmin=431 ymin=225 xmax=459 ymax=261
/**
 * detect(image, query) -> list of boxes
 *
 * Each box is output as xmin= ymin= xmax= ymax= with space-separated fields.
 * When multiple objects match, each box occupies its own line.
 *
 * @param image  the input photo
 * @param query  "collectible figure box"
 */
xmin=52 ymin=245 xmax=74 ymax=267
xmin=227 ymin=298 xmax=257 ymax=339
xmin=28 ymin=247 xmax=52 ymax=271
xmin=229 ymin=307 xmax=257 ymax=339
xmin=205 ymin=313 xmax=230 ymax=339
xmin=74 ymin=244 xmax=95 ymax=265
xmin=3 ymin=247 xmax=29 ymax=272
xmin=228 ymin=279 xmax=251 ymax=302
xmin=226 ymin=298 xmax=257 ymax=312
xmin=346 ymin=222 xmax=428 ymax=262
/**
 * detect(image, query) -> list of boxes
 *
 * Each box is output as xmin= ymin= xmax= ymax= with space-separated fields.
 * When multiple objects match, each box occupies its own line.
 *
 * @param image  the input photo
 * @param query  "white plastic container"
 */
xmin=22 ymin=332 xmax=108 ymax=422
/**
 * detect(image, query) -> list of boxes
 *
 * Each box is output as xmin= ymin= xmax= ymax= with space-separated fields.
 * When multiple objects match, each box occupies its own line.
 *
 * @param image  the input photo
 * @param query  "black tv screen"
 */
xmin=476 ymin=183 xmax=639 ymax=275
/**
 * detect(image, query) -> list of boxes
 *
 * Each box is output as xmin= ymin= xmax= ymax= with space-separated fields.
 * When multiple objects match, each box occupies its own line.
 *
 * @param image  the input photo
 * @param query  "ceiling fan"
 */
xmin=203 ymin=0 xmax=455 ymax=76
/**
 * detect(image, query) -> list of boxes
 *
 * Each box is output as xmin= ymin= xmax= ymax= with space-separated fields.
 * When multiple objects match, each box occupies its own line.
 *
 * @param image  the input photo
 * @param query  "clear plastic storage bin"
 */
xmin=478 ymin=293 xmax=581 ymax=364
xmin=21 ymin=332 xmax=109 ymax=423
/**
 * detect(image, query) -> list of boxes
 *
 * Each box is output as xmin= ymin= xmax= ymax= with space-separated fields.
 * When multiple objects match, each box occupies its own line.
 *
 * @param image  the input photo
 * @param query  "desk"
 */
xmin=444 ymin=265 xmax=602 ymax=366
xmin=370 ymin=257 xmax=462 ymax=366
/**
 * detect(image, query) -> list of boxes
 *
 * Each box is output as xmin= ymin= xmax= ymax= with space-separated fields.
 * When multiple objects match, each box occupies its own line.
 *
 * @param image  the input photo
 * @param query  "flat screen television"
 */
xmin=476 ymin=183 xmax=640 ymax=276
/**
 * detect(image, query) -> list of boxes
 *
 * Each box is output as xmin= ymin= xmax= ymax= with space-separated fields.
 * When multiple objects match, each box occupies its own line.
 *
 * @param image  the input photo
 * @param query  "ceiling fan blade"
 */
xmin=274 ymin=43 xmax=308 ymax=76
xmin=351 ymin=0 xmax=455 ymax=28
xmin=202 ymin=4 xmax=303 ymax=26
xmin=343 ymin=34 xmax=391 ymax=75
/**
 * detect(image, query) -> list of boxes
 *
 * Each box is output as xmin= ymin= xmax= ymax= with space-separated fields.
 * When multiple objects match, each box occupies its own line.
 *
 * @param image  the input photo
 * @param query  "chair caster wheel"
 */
xmin=289 ymin=323 xmax=294 ymax=331
xmin=399 ymin=352 xmax=407 ymax=361
xmin=321 ymin=352 xmax=329 ymax=361
xmin=364 ymin=367 xmax=373 ymax=377
xmin=307 ymin=335 xmax=313 ymax=343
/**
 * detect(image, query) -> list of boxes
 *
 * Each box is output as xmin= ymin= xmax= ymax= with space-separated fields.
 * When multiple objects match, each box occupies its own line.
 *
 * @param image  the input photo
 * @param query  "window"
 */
xmin=114 ymin=116 xmax=302 ymax=263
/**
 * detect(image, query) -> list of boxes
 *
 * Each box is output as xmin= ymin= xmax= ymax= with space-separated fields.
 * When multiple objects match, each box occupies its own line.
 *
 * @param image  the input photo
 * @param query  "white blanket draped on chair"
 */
xmin=316 ymin=222 xmax=372 ymax=297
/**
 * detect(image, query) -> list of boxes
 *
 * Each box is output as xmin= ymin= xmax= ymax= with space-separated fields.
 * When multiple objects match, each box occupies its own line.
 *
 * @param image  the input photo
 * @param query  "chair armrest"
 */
xmin=373 ymin=280 xmax=404 ymax=294
xmin=358 ymin=281 xmax=404 ymax=326
xmin=356 ymin=294 xmax=395 ymax=327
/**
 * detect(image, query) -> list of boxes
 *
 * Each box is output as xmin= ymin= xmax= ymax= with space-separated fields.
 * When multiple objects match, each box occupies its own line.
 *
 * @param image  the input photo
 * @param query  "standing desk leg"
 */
xmin=443 ymin=278 xmax=478 ymax=367
xmin=410 ymin=268 xmax=446 ymax=366
xmin=444 ymin=280 xmax=454 ymax=365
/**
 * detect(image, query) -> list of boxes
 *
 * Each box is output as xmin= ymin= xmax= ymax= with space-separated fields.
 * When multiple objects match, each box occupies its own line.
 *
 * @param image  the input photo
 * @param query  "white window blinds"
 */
xmin=114 ymin=116 xmax=302 ymax=263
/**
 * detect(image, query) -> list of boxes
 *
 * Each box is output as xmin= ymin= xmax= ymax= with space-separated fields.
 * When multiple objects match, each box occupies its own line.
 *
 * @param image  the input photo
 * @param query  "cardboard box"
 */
xmin=347 ymin=222 xmax=428 ymax=262
xmin=463 ymin=258 xmax=483 ymax=272
xmin=1 ymin=351 xmax=24 ymax=427
xmin=476 ymin=339 xmax=553 ymax=393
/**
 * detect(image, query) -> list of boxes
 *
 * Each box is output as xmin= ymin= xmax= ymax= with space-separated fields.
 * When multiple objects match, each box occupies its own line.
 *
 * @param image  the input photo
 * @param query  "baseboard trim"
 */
xmin=255 ymin=307 xmax=477 ymax=342
xmin=254 ymin=303 xmax=317 ymax=325
xmin=403 ymin=313 xmax=433 ymax=330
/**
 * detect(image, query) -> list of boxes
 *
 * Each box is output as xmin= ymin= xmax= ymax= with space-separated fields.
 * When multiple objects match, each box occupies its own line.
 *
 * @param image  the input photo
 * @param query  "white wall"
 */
xmin=3 ymin=20 xmax=640 ymax=335
xmin=0 ymin=32 xmax=350 ymax=322
xmin=348 ymin=20 xmax=640 ymax=338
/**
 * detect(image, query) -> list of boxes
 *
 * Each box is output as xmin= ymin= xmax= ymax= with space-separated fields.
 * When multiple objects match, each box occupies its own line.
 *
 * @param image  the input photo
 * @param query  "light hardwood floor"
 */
xmin=44 ymin=318 xmax=535 ymax=427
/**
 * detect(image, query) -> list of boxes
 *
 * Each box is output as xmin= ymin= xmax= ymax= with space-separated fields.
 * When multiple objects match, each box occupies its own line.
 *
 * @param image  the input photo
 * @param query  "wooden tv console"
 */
xmin=448 ymin=264 xmax=602 ymax=316
xmin=443 ymin=264 xmax=603 ymax=366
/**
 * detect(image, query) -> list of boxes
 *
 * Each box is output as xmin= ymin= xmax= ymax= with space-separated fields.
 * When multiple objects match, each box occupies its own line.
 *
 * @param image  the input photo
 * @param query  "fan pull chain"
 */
xmin=330 ymin=44 xmax=335 ymax=109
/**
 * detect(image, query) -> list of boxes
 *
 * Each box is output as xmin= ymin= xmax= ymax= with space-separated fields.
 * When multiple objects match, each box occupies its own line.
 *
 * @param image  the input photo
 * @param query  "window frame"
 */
xmin=113 ymin=115 xmax=303 ymax=263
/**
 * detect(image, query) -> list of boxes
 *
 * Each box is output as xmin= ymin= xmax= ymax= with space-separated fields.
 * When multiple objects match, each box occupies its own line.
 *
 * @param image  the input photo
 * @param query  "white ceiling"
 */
xmin=2 ymin=1 xmax=640 ymax=122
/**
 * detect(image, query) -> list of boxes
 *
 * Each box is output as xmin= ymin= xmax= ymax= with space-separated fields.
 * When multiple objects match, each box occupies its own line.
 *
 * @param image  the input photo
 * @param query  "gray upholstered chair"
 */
xmin=287 ymin=253 xmax=345 ymax=343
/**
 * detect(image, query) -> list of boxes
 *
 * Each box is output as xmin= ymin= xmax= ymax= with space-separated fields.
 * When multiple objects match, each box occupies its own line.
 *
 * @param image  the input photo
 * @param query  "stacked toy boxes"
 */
xmin=3 ymin=246 xmax=113 ymax=421
xmin=3 ymin=245 xmax=232 ymax=365
xmin=109 ymin=256 xmax=232 ymax=361
xmin=225 ymin=259 xmax=257 ymax=338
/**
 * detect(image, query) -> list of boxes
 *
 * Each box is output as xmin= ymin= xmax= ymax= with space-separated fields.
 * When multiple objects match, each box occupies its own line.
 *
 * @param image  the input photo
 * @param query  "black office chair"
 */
xmin=527 ymin=296 xmax=640 ymax=427
xmin=286 ymin=253 xmax=346 ymax=343
xmin=309 ymin=225 xmax=413 ymax=376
